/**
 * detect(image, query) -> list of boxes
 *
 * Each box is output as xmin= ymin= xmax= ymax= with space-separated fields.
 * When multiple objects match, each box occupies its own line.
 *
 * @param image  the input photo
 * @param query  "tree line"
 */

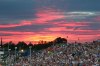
xmin=2 ymin=37 xmax=67 ymax=51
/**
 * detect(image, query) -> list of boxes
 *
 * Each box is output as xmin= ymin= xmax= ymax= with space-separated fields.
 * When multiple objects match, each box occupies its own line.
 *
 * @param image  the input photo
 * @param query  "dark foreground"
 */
xmin=0 ymin=42 xmax=100 ymax=66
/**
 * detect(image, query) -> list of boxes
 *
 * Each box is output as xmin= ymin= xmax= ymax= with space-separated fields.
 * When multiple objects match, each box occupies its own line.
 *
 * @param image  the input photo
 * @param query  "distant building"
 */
xmin=93 ymin=39 xmax=100 ymax=43
xmin=97 ymin=39 xmax=100 ymax=42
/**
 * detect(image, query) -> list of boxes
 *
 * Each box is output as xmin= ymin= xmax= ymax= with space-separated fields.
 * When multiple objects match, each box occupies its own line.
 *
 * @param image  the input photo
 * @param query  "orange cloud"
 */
xmin=1 ymin=30 xmax=100 ymax=44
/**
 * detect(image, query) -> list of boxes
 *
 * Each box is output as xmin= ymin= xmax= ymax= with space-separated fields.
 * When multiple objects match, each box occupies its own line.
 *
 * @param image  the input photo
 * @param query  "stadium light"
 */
xmin=15 ymin=47 xmax=17 ymax=64
xmin=29 ymin=46 xmax=32 ymax=66
xmin=8 ymin=49 xmax=11 ymax=66
xmin=20 ymin=49 xmax=24 ymax=53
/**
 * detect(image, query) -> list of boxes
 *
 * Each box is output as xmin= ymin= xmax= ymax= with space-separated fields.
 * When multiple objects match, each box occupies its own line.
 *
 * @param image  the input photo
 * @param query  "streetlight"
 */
xmin=6 ymin=59 xmax=8 ymax=66
xmin=8 ymin=43 xmax=9 ymax=53
xmin=66 ymin=36 xmax=68 ymax=45
xmin=15 ymin=47 xmax=17 ymax=65
xmin=29 ymin=46 xmax=32 ymax=66
xmin=20 ymin=49 xmax=24 ymax=53
xmin=8 ymin=49 xmax=11 ymax=66
xmin=9 ymin=49 xmax=11 ymax=55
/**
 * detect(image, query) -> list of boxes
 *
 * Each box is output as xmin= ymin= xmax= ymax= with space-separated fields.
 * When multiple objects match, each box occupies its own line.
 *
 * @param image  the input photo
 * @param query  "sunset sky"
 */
xmin=0 ymin=0 xmax=100 ymax=43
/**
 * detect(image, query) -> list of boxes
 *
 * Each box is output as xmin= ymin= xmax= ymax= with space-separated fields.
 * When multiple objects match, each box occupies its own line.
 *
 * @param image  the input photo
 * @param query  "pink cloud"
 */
xmin=1 ymin=30 xmax=100 ymax=43
xmin=94 ymin=16 xmax=100 ymax=22
xmin=34 ymin=8 xmax=66 ymax=24
xmin=1 ymin=8 xmax=99 ymax=43
xmin=45 ymin=27 xmax=73 ymax=31
xmin=53 ymin=21 xmax=90 ymax=27
xmin=0 ymin=21 xmax=32 ymax=28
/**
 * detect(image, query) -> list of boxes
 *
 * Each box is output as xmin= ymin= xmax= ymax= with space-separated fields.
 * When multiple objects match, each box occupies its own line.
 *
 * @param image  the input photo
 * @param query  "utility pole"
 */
xmin=66 ymin=36 xmax=68 ymax=45
xmin=15 ymin=47 xmax=17 ymax=65
xmin=29 ymin=46 xmax=32 ymax=66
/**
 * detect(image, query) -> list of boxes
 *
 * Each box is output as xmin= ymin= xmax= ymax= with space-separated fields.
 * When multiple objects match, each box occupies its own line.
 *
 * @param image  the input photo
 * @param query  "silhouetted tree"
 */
xmin=3 ymin=43 xmax=9 ymax=50
xmin=54 ymin=37 xmax=67 ymax=44
xmin=9 ymin=41 xmax=15 ymax=51
xmin=33 ymin=42 xmax=53 ymax=50
xmin=16 ymin=41 xmax=28 ymax=50
xmin=28 ymin=42 xmax=33 ymax=47
xmin=3 ymin=41 xmax=15 ymax=51
xmin=2 ymin=37 xmax=68 ymax=51
xmin=8 ymin=41 xmax=15 ymax=50
xmin=28 ymin=42 xmax=34 ymax=50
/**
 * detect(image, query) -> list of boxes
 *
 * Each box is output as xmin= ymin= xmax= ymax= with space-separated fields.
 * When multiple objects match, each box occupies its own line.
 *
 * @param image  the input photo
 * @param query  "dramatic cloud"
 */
xmin=0 ymin=0 xmax=100 ymax=43
xmin=0 ymin=21 xmax=32 ymax=28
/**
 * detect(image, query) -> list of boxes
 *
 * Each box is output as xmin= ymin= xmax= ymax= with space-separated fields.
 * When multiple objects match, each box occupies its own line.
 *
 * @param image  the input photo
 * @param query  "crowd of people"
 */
xmin=7 ymin=42 xmax=100 ymax=66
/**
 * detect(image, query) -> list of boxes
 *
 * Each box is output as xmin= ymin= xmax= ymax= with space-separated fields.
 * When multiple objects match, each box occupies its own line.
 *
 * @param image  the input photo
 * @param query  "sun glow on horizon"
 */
xmin=0 ymin=7 xmax=100 ymax=43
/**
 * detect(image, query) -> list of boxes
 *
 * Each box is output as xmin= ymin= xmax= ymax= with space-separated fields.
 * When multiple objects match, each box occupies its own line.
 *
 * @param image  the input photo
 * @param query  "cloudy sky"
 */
xmin=0 ymin=0 xmax=100 ymax=43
